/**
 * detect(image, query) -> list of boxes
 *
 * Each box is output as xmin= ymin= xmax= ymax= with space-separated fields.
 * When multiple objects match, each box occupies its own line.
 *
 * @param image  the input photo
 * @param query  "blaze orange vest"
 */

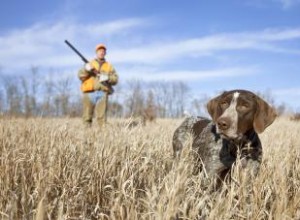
xmin=81 ymin=60 xmax=113 ymax=92
xmin=81 ymin=77 xmax=95 ymax=92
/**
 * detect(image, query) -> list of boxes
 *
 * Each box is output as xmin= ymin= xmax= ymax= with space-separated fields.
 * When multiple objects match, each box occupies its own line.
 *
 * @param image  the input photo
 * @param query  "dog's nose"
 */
xmin=217 ymin=117 xmax=230 ymax=130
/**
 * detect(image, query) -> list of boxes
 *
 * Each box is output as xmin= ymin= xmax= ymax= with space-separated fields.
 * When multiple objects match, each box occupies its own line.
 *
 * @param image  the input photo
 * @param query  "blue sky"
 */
xmin=1 ymin=0 xmax=300 ymax=111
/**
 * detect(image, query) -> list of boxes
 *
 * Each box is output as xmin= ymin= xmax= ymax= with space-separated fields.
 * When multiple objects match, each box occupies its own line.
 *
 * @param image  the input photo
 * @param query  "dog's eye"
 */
xmin=220 ymin=101 xmax=229 ymax=108
xmin=237 ymin=104 xmax=249 ymax=111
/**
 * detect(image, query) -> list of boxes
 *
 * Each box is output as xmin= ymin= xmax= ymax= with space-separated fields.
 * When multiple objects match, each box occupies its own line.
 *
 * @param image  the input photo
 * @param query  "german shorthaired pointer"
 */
xmin=173 ymin=89 xmax=277 ymax=185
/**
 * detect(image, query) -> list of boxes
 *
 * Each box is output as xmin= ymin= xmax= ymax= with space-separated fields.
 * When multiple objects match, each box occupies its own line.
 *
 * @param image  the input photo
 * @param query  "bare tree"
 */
xmin=107 ymin=83 xmax=123 ymax=117
xmin=108 ymin=101 xmax=123 ymax=118
xmin=20 ymin=66 xmax=40 ymax=117
xmin=0 ymin=68 xmax=4 ymax=114
xmin=125 ymin=80 xmax=145 ymax=117
xmin=41 ymin=77 xmax=55 ymax=117
xmin=21 ymin=76 xmax=31 ymax=117
xmin=276 ymin=102 xmax=287 ymax=116
xmin=54 ymin=77 xmax=72 ymax=116
xmin=190 ymin=93 xmax=210 ymax=116
xmin=150 ymin=81 xmax=169 ymax=117
xmin=172 ymin=81 xmax=189 ymax=117
xmin=257 ymin=89 xmax=275 ymax=106
xmin=143 ymin=89 xmax=157 ymax=123
xmin=29 ymin=66 xmax=39 ymax=115
xmin=3 ymin=76 xmax=23 ymax=116
xmin=0 ymin=88 xmax=3 ymax=114
xmin=149 ymin=81 xmax=189 ymax=118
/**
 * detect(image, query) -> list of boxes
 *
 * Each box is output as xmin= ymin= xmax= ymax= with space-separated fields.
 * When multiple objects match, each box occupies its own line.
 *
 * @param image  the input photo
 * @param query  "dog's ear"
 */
xmin=207 ymin=93 xmax=223 ymax=122
xmin=253 ymin=96 xmax=277 ymax=133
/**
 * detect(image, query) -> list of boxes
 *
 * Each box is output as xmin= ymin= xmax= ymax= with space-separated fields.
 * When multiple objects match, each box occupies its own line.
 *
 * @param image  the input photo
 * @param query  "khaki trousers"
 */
xmin=82 ymin=92 xmax=108 ymax=127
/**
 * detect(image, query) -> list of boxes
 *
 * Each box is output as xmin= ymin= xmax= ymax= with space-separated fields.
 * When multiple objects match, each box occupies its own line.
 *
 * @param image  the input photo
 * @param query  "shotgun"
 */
xmin=64 ymin=40 xmax=113 ymax=93
xmin=64 ymin=40 xmax=89 ymax=63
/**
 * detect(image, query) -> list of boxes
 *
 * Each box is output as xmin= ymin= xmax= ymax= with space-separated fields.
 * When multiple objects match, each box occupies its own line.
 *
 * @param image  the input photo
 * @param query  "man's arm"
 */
xmin=108 ymin=66 xmax=118 ymax=85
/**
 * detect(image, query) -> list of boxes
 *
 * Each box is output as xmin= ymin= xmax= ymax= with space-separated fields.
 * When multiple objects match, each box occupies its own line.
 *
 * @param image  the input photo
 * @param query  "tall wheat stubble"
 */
xmin=0 ymin=117 xmax=299 ymax=219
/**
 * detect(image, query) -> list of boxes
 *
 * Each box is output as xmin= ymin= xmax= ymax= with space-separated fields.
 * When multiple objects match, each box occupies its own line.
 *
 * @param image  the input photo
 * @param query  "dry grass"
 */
xmin=0 ymin=117 xmax=300 ymax=220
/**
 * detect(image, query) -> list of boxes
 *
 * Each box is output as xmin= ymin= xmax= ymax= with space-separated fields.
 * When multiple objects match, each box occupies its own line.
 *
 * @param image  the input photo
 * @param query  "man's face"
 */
xmin=96 ymin=48 xmax=106 ymax=60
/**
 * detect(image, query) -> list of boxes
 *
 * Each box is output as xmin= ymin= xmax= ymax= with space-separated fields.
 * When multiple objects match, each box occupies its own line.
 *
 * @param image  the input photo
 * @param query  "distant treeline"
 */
xmin=0 ymin=67 xmax=288 ymax=118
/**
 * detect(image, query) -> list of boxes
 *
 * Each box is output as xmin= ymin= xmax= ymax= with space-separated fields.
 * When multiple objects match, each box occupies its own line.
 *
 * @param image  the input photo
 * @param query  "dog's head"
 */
xmin=207 ymin=90 xmax=277 ymax=139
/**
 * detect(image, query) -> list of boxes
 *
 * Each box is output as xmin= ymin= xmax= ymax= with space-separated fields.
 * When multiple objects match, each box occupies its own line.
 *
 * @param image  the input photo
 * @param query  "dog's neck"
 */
xmin=212 ymin=125 xmax=258 ymax=147
xmin=216 ymin=126 xmax=262 ymax=168
xmin=229 ymin=128 xmax=257 ymax=147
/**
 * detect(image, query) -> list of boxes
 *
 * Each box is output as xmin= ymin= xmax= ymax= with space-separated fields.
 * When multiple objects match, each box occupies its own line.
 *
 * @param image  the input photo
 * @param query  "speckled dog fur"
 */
xmin=172 ymin=90 xmax=277 ymax=186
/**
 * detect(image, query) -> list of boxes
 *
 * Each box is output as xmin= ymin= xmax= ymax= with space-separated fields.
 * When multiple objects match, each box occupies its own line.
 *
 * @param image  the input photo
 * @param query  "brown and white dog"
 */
xmin=172 ymin=89 xmax=277 ymax=185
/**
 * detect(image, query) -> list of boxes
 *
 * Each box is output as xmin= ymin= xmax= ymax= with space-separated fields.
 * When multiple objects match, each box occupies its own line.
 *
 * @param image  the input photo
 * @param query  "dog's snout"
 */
xmin=217 ymin=117 xmax=230 ymax=130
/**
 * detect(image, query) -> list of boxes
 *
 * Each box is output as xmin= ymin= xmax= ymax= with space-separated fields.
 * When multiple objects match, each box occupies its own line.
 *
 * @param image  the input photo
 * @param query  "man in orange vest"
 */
xmin=78 ymin=43 xmax=118 ymax=127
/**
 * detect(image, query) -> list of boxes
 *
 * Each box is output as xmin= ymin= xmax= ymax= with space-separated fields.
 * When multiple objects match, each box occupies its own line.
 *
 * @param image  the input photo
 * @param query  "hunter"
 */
xmin=78 ymin=43 xmax=118 ymax=127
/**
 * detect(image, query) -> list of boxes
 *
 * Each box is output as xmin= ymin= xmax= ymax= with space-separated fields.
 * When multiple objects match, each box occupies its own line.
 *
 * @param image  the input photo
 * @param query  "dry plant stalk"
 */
xmin=0 ymin=117 xmax=299 ymax=219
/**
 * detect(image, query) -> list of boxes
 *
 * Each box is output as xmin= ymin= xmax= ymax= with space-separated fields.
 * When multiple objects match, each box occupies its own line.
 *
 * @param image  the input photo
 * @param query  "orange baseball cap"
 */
xmin=95 ymin=43 xmax=107 ymax=51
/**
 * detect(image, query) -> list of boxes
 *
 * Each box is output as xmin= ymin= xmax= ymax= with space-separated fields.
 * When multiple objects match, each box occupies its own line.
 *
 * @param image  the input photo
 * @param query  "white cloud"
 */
xmin=0 ymin=18 xmax=300 ymax=73
xmin=0 ymin=18 xmax=148 ymax=71
xmin=245 ymin=0 xmax=300 ymax=9
xmin=110 ymin=28 xmax=300 ymax=64
xmin=272 ymin=87 xmax=300 ymax=110
xmin=273 ymin=88 xmax=300 ymax=96
xmin=117 ymin=66 xmax=258 ymax=82
xmin=277 ymin=0 xmax=300 ymax=9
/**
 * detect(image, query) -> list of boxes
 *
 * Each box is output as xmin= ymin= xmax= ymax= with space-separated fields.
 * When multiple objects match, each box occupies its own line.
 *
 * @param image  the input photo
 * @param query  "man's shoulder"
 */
xmin=103 ymin=61 xmax=114 ymax=66
xmin=90 ymin=59 xmax=99 ymax=66
xmin=90 ymin=59 xmax=114 ymax=68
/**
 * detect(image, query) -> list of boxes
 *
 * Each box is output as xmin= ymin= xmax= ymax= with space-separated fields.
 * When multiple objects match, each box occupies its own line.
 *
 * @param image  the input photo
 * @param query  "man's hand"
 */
xmin=85 ymin=63 xmax=93 ymax=72
xmin=79 ymin=76 xmax=89 ymax=82
xmin=107 ymin=74 xmax=118 ymax=85
xmin=99 ymin=74 xmax=109 ymax=82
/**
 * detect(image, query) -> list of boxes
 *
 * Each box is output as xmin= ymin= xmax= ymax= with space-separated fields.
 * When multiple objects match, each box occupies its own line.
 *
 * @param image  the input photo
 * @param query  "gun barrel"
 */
xmin=64 ymin=40 xmax=89 ymax=63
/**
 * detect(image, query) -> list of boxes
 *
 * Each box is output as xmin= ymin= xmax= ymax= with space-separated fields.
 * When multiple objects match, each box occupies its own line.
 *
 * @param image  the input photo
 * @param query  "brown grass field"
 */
xmin=0 ymin=117 xmax=300 ymax=220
